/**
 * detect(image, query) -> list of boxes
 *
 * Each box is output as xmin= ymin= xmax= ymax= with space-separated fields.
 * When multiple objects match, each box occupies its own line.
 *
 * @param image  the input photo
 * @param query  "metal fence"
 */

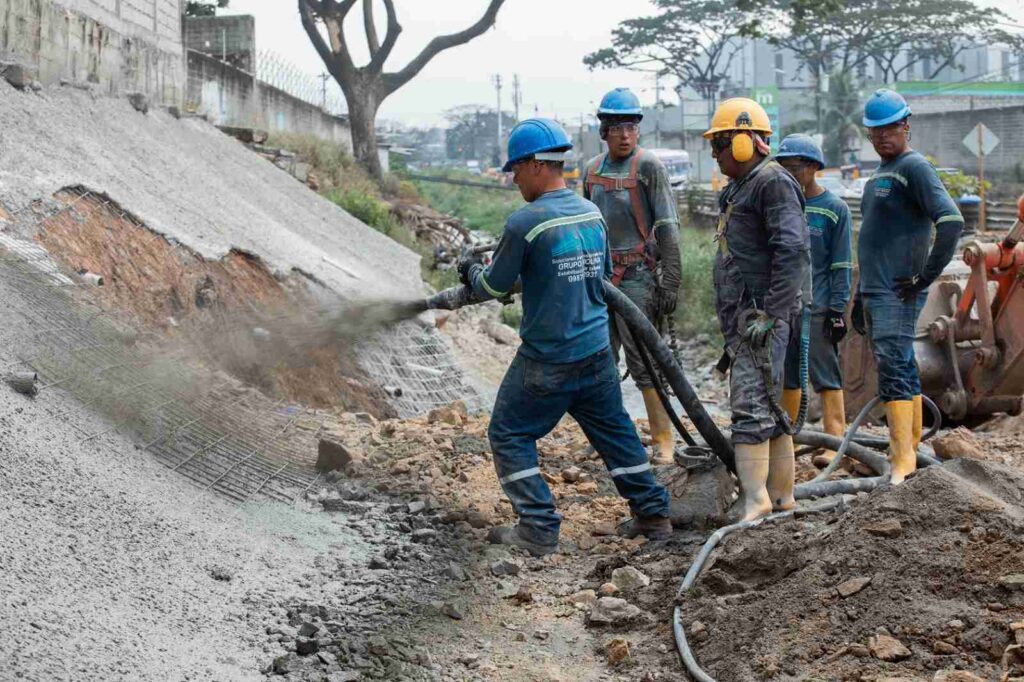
xmin=257 ymin=50 xmax=346 ymax=117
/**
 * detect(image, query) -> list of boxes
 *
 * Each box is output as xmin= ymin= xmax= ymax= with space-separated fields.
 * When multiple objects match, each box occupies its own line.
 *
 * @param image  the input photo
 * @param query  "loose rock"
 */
xmin=870 ymin=634 xmax=912 ymax=661
xmin=611 ymin=566 xmax=651 ymax=591
xmin=836 ymin=576 xmax=872 ymax=598
xmin=930 ymin=428 xmax=985 ymax=460
xmin=588 ymin=597 xmax=641 ymax=626
xmin=605 ymin=638 xmax=632 ymax=666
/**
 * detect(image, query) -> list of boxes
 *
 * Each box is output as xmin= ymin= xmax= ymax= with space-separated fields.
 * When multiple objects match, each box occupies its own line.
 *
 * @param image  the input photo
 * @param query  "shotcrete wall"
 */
xmin=0 ymin=0 xmax=184 ymax=104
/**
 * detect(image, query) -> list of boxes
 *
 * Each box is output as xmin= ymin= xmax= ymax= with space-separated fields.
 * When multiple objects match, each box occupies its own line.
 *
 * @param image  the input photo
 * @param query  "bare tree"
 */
xmin=298 ymin=0 xmax=507 ymax=179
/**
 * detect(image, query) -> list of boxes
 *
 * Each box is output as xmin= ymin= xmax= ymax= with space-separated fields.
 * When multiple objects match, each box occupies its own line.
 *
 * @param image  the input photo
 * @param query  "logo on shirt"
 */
xmin=874 ymin=178 xmax=893 ymax=198
xmin=551 ymin=226 xmax=604 ymax=283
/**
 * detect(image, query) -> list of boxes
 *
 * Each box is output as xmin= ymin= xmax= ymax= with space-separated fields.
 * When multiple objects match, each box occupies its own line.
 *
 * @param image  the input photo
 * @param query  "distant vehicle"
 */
xmin=818 ymin=175 xmax=846 ymax=194
xmin=563 ymin=159 xmax=581 ymax=186
xmin=838 ymin=177 xmax=870 ymax=201
xmin=648 ymin=149 xmax=691 ymax=188
xmin=466 ymin=160 xmax=481 ymax=175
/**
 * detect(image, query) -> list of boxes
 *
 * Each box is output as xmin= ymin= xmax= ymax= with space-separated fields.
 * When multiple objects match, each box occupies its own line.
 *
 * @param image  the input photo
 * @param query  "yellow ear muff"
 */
xmin=731 ymin=132 xmax=754 ymax=163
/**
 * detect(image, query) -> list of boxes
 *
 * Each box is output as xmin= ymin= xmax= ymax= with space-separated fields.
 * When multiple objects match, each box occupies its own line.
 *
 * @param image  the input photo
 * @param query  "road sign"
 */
xmin=963 ymin=123 xmax=999 ymax=157
xmin=750 ymin=86 xmax=780 ymax=154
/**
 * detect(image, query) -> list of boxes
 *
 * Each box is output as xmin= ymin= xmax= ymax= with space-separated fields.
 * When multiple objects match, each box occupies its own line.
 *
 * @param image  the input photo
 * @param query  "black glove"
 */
xmin=893 ymin=274 xmax=930 ymax=302
xmin=457 ymin=255 xmax=484 ymax=287
xmin=653 ymin=285 xmax=679 ymax=318
xmin=824 ymin=309 xmax=847 ymax=345
xmin=851 ymin=297 xmax=866 ymax=336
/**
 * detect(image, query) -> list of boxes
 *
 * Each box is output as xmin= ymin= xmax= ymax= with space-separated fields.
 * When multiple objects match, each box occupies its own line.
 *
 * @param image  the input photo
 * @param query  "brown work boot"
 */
xmin=617 ymin=515 xmax=672 ymax=540
xmin=486 ymin=525 xmax=558 ymax=558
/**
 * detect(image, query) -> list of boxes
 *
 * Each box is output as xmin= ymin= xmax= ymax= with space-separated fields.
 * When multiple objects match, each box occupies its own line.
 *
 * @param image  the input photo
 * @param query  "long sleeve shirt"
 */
xmin=469 ymin=188 xmax=612 ymax=363
xmin=858 ymin=151 xmax=964 ymax=294
xmin=806 ymin=189 xmax=853 ymax=313
xmin=582 ymin=148 xmax=681 ymax=290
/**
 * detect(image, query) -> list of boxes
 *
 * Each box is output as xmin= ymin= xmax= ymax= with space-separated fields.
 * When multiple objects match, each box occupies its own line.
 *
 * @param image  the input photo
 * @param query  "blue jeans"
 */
xmin=488 ymin=347 xmax=670 ymax=544
xmin=864 ymin=290 xmax=927 ymax=402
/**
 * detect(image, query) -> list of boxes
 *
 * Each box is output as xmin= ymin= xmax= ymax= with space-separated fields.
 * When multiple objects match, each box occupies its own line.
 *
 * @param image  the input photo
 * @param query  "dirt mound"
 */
xmin=680 ymin=459 xmax=1024 ymax=681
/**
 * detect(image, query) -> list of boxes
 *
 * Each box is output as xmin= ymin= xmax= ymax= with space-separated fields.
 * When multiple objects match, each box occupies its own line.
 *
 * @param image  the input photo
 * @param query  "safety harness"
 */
xmin=585 ymin=149 xmax=658 ymax=285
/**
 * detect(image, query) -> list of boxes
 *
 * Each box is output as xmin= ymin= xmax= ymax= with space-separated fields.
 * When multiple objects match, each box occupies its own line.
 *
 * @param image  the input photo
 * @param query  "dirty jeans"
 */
xmin=609 ymin=268 xmax=658 ymax=389
xmin=784 ymin=311 xmax=843 ymax=392
xmin=726 ymin=321 xmax=791 ymax=445
xmin=864 ymin=289 xmax=927 ymax=402
xmin=487 ymin=347 xmax=671 ymax=544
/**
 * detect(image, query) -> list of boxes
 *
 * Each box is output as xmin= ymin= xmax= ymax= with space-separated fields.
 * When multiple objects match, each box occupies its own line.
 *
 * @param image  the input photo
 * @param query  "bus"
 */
xmin=648 ymin=149 xmax=691 ymax=188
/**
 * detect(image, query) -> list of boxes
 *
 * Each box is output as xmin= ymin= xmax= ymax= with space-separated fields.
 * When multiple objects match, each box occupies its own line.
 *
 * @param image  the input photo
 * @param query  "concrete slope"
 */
xmin=0 ymin=81 xmax=423 ymax=300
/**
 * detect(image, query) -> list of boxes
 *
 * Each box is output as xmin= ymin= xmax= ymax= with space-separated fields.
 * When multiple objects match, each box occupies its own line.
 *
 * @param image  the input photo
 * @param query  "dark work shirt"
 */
xmin=806 ymin=190 xmax=853 ymax=313
xmin=858 ymin=151 xmax=963 ymax=294
xmin=716 ymin=158 xmax=809 ymax=320
xmin=470 ymin=188 xmax=612 ymax=363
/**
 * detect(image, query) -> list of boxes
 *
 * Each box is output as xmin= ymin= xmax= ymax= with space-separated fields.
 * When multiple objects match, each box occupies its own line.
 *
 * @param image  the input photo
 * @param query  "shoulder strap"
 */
xmin=584 ymin=154 xmax=606 ymax=192
xmin=628 ymin=148 xmax=650 ymax=241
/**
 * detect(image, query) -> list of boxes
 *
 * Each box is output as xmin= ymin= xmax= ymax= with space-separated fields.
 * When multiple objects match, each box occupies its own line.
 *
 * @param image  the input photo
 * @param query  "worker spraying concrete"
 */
xmin=852 ymin=89 xmax=963 ymax=485
xmin=775 ymin=134 xmax=853 ymax=470
xmin=704 ymin=98 xmax=810 ymax=522
xmin=581 ymin=87 xmax=682 ymax=466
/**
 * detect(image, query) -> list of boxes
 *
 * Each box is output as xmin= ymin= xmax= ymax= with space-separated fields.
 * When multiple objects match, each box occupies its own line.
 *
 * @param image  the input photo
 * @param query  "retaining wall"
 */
xmin=0 ymin=0 xmax=184 ymax=104
xmin=911 ymin=104 xmax=1024 ymax=179
xmin=185 ymin=49 xmax=351 ymax=149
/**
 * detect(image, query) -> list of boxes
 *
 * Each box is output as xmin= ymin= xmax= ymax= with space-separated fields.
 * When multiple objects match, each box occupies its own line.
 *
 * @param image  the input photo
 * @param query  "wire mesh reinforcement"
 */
xmin=0 ymin=190 xmax=482 ymax=502
xmin=0 ymin=224 xmax=327 ymax=503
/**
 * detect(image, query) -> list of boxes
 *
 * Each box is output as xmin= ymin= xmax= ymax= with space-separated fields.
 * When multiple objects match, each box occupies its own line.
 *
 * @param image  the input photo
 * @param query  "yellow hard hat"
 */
xmin=703 ymin=98 xmax=772 ymax=138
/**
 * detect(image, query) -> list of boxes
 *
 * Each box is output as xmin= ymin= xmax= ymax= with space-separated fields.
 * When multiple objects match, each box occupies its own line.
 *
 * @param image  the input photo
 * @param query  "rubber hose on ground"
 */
xmin=838 ymin=394 xmax=943 ymax=450
xmin=791 ymin=431 xmax=889 ymax=475
xmin=603 ymin=282 xmax=735 ymax=472
xmin=673 ymin=500 xmax=845 ymax=682
xmin=810 ymin=396 xmax=882 ymax=483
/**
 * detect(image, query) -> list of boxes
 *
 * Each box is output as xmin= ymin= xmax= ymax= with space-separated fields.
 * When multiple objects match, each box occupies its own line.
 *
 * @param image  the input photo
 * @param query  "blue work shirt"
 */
xmin=470 ymin=188 xmax=612 ymax=363
xmin=858 ymin=151 xmax=963 ymax=294
xmin=805 ymin=189 xmax=853 ymax=313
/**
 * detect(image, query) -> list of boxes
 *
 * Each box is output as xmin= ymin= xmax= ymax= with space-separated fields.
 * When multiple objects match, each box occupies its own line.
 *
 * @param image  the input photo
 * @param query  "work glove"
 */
xmin=744 ymin=311 xmax=776 ymax=349
xmin=824 ymin=309 xmax=847 ymax=345
xmin=851 ymin=297 xmax=866 ymax=336
xmin=893 ymin=274 xmax=930 ymax=302
xmin=653 ymin=285 xmax=679 ymax=318
xmin=457 ymin=255 xmax=484 ymax=287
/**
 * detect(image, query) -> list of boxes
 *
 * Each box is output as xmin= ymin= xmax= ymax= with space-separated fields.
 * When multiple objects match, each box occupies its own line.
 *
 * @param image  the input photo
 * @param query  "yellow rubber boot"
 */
xmin=781 ymin=388 xmax=802 ymax=422
xmin=768 ymin=435 xmax=796 ymax=511
xmin=813 ymin=390 xmax=847 ymax=469
xmin=886 ymin=400 xmax=916 ymax=485
xmin=641 ymin=388 xmax=675 ymax=466
xmin=735 ymin=442 xmax=772 ymax=521
xmin=912 ymin=394 xmax=923 ymax=453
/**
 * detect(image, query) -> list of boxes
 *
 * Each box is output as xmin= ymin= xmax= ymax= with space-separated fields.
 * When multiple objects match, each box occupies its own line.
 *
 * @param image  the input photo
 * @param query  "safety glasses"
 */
xmin=606 ymin=122 xmax=639 ymax=136
xmin=709 ymin=133 xmax=735 ymax=155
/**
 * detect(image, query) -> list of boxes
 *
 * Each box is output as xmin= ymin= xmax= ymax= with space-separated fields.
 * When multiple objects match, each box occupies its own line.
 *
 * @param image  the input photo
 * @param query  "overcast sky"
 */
xmin=224 ymin=0 xmax=1024 ymax=128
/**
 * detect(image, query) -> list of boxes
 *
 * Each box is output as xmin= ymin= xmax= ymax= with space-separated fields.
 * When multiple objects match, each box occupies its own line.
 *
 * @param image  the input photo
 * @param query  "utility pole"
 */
xmin=493 ymin=74 xmax=503 ymax=165
xmin=654 ymin=72 xmax=663 ymax=148
xmin=318 ymin=73 xmax=330 ymax=111
xmin=512 ymin=74 xmax=522 ymax=123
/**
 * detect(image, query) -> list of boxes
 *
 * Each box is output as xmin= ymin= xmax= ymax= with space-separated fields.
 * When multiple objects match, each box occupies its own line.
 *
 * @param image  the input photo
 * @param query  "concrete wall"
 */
xmin=185 ymin=50 xmax=351 ymax=150
xmin=0 ymin=0 xmax=184 ymax=103
xmin=183 ymin=14 xmax=254 ymax=72
xmin=911 ymin=104 xmax=1024 ymax=179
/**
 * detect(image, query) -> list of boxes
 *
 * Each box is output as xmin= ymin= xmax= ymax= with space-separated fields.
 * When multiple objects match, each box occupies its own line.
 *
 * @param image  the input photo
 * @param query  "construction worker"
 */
xmin=705 ymin=98 xmax=809 ymax=521
xmin=458 ymin=118 xmax=671 ymax=557
xmin=852 ymin=90 xmax=963 ymax=484
xmin=775 ymin=134 xmax=853 ymax=469
xmin=581 ymin=87 xmax=682 ymax=466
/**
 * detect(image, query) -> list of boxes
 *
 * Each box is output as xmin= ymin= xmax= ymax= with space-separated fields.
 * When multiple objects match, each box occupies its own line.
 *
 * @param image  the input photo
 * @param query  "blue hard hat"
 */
xmin=503 ymin=118 xmax=573 ymax=173
xmin=776 ymin=133 xmax=825 ymax=168
xmin=597 ymin=87 xmax=643 ymax=118
xmin=863 ymin=89 xmax=911 ymax=128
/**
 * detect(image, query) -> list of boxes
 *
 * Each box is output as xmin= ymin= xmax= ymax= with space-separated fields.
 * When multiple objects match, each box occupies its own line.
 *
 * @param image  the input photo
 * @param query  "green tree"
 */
xmin=298 ymin=0 xmax=507 ymax=181
xmin=584 ymin=0 xmax=754 ymax=110
xmin=866 ymin=0 xmax=1024 ymax=83
xmin=185 ymin=0 xmax=229 ymax=17
xmin=443 ymin=106 xmax=516 ymax=163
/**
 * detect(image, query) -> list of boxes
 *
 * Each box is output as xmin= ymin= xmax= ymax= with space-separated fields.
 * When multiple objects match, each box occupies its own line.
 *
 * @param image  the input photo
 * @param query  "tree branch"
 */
xmin=367 ymin=0 xmax=401 ymax=74
xmin=363 ymin=0 xmax=380 ymax=55
xmin=382 ymin=0 xmax=506 ymax=95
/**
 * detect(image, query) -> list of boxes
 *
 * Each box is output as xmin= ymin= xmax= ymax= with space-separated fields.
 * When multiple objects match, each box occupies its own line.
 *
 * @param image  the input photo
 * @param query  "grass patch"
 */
xmin=407 ymin=171 xmax=524 ymax=236
xmin=674 ymin=225 xmax=721 ymax=341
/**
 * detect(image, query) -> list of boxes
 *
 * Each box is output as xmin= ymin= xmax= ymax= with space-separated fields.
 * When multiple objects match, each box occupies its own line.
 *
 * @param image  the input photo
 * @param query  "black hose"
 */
xmin=623 ymin=318 xmax=698 ymax=447
xmin=603 ymin=282 xmax=735 ymax=472
xmin=791 ymin=430 xmax=889 ymax=475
